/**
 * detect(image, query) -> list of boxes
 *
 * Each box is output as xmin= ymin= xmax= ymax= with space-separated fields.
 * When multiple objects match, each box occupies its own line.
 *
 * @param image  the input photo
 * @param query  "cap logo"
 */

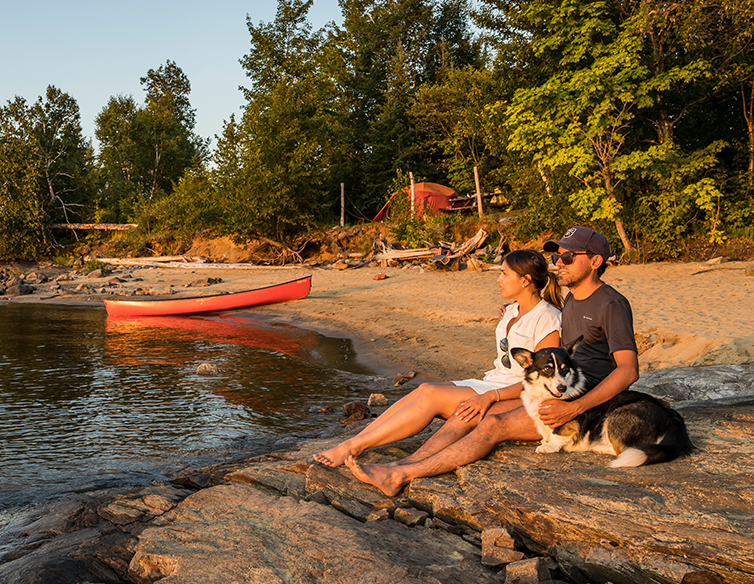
xmin=563 ymin=227 xmax=577 ymax=239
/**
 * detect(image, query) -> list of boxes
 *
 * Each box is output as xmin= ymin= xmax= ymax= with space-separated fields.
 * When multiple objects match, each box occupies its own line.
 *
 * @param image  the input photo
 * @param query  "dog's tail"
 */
xmin=609 ymin=412 xmax=695 ymax=468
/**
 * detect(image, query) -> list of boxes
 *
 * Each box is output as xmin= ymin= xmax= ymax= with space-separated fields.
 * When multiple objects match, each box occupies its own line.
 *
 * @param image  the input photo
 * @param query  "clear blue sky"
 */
xmin=0 ymin=1 xmax=343 ymax=150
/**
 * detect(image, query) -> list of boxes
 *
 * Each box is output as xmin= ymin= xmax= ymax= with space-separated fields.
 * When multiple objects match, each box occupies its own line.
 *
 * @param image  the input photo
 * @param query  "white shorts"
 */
xmin=452 ymin=379 xmax=504 ymax=395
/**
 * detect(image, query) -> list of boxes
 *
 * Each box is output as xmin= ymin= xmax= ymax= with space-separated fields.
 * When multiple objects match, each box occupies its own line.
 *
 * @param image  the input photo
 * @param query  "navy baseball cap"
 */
xmin=543 ymin=226 xmax=611 ymax=262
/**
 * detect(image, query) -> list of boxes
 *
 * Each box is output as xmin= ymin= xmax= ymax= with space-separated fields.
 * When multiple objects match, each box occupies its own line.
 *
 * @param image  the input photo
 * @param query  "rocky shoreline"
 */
xmin=2 ymin=259 xmax=754 ymax=583
xmin=2 ymin=362 xmax=754 ymax=584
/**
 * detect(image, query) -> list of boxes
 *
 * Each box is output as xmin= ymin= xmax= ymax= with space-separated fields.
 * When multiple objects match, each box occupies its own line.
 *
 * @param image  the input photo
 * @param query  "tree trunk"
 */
xmin=614 ymin=218 xmax=631 ymax=255
xmin=742 ymin=80 xmax=754 ymax=187
xmin=604 ymin=173 xmax=632 ymax=254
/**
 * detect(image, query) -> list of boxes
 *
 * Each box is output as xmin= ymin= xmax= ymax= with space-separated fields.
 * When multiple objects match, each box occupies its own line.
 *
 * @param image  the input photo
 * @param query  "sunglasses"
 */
xmin=500 ymin=337 xmax=511 ymax=369
xmin=551 ymin=251 xmax=591 ymax=266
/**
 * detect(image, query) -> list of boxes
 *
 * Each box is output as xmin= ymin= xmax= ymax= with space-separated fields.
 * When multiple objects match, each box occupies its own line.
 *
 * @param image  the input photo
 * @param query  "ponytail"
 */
xmin=541 ymin=271 xmax=563 ymax=310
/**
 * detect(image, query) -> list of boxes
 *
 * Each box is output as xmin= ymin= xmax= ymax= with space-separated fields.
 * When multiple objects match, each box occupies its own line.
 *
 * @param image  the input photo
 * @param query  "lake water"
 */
xmin=0 ymin=302 xmax=381 ymax=513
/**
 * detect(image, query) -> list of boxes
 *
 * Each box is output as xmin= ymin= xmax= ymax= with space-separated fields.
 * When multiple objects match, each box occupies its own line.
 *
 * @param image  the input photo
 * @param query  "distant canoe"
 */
xmin=104 ymin=276 xmax=312 ymax=317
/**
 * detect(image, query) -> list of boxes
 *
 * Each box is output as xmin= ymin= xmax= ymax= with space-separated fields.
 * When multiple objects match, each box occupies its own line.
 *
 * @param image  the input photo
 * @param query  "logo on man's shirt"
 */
xmin=582 ymin=316 xmax=593 ymax=321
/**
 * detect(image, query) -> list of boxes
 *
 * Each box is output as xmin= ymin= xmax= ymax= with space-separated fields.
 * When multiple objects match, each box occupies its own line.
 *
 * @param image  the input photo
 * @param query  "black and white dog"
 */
xmin=511 ymin=340 xmax=695 ymax=467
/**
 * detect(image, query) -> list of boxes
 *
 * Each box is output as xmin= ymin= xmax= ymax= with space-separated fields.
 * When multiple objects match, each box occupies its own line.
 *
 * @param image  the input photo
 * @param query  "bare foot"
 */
xmin=344 ymin=456 xmax=408 ymax=497
xmin=313 ymin=442 xmax=354 ymax=467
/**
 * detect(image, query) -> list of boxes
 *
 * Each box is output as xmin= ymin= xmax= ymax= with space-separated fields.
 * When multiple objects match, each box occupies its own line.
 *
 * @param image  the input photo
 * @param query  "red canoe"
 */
xmin=104 ymin=275 xmax=312 ymax=317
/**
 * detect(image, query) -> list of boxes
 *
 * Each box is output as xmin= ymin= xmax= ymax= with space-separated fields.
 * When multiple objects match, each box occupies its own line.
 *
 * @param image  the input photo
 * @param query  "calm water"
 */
xmin=0 ymin=303 xmax=381 ymax=512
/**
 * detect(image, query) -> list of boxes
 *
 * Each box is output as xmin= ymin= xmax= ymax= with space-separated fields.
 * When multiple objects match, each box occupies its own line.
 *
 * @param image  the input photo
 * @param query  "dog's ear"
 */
xmin=510 ymin=347 xmax=534 ymax=369
xmin=563 ymin=335 xmax=583 ymax=355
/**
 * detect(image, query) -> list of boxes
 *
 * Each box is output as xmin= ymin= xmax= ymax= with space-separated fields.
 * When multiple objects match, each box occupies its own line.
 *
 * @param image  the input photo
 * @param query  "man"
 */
xmin=346 ymin=226 xmax=640 ymax=496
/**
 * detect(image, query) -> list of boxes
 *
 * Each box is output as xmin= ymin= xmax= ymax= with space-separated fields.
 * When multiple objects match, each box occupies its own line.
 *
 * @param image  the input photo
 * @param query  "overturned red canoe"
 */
xmin=104 ymin=275 xmax=312 ymax=317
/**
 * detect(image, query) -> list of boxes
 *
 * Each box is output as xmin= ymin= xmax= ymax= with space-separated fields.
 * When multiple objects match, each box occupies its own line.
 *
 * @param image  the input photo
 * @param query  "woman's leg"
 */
xmin=390 ymin=397 xmax=524 ymax=465
xmin=314 ymin=382 xmax=476 ymax=467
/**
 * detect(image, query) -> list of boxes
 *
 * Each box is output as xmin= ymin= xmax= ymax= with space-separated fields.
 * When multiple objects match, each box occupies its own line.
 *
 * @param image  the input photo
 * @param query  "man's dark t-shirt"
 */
xmin=561 ymin=284 xmax=637 ymax=389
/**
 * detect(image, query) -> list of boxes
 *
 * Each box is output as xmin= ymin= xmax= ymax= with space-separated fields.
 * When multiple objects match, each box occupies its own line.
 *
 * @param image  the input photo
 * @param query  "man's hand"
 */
xmin=538 ymin=399 xmax=581 ymax=429
xmin=538 ymin=350 xmax=639 ymax=429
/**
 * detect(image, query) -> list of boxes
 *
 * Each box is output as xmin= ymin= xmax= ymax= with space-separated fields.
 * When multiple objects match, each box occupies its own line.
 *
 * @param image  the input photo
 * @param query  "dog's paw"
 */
xmin=535 ymin=444 xmax=560 ymax=454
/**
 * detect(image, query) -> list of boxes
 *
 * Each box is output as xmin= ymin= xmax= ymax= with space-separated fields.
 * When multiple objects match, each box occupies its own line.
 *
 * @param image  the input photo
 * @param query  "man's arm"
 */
xmin=537 ymin=349 xmax=639 ymax=428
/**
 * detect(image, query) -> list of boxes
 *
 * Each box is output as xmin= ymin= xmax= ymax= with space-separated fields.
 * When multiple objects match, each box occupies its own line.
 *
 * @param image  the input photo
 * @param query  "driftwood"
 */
xmin=446 ymin=228 xmax=488 ymax=259
xmin=50 ymin=223 xmax=138 ymax=231
xmin=96 ymin=258 xmax=303 ymax=270
xmin=372 ymin=229 xmax=489 ymax=263
xmin=372 ymin=248 xmax=438 ymax=261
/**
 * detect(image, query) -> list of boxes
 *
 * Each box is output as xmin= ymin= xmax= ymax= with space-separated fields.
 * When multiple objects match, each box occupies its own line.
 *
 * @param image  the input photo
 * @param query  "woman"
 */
xmin=314 ymin=249 xmax=563 ymax=467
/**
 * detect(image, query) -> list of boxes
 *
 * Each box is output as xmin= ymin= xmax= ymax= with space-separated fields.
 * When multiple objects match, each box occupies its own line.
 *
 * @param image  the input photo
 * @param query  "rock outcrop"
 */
xmin=2 ymin=365 xmax=754 ymax=583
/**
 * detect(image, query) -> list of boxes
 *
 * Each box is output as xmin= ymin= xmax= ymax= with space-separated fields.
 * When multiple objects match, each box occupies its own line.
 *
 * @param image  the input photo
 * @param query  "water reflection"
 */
xmin=0 ymin=304 xmax=379 ymax=511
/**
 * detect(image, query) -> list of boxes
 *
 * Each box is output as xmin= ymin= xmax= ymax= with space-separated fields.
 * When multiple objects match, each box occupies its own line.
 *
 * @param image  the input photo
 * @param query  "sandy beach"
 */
xmin=10 ymin=257 xmax=754 ymax=382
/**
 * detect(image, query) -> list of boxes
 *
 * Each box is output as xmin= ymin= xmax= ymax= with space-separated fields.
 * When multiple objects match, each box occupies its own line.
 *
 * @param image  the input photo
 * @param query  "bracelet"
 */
xmin=495 ymin=388 xmax=501 ymax=402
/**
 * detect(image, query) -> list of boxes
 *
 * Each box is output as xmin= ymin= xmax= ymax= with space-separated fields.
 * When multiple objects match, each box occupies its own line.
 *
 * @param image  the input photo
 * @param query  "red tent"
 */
xmin=372 ymin=182 xmax=458 ymax=222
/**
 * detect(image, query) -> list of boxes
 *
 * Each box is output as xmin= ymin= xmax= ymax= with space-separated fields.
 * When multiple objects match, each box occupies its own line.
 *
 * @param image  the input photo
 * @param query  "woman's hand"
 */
xmin=454 ymin=391 xmax=497 ymax=423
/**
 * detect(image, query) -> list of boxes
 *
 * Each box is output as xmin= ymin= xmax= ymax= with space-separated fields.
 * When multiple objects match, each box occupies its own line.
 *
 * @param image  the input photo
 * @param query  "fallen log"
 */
xmin=96 ymin=258 xmax=304 ymax=270
xmin=50 ymin=223 xmax=138 ymax=231
xmin=447 ymin=228 xmax=488 ymax=259
xmin=372 ymin=248 xmax=437 ymax=261
xmin=373 ymin=229 xmax=489 ymax=263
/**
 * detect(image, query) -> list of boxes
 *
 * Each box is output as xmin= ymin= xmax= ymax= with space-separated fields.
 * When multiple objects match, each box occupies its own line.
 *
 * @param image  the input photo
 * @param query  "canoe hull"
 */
xmin=104 ymin=276 xmax=312 ymax=317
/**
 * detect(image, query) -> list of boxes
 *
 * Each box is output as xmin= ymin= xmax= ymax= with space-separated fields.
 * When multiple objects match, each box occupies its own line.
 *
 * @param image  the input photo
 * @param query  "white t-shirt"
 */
xmin=454 ymin=299 xmax=561 ymax=394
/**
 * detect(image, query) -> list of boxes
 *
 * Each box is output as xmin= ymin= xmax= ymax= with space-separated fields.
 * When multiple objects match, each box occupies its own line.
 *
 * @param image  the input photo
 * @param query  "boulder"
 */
xmin=368 ymin=393 xmax=389 ymax=406
xmin=128 ymin=483 xmax=497 ymax=584
xmin=6 ymin=284 xmax=33 ymax=296
xmin=196 ymin=363 xmax=218 ymax=376
xmin=407 ymin=399 xmax=754 ymax=584
xmin=0 ymin=485 xmax=193 ymax=584
xmin=505 ymin=557 xmax=552 ymax=583
xmin=394 ymin=507 xmax=429 ymax=527
xmin=342 ymin=401 xmax=370 ymax=423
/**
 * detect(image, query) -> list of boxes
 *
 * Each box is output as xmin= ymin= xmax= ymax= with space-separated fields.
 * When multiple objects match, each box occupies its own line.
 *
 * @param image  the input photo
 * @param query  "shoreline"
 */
xmin=4 ymin=258 xmax=754 ymax=378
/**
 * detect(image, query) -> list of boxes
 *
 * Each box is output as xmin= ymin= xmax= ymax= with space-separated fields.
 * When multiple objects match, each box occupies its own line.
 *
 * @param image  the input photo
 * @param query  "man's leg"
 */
xmin=345 ymin=405 xmax=540 ymax=497
xmin=389 ymin=397 xmax=525 ymax=466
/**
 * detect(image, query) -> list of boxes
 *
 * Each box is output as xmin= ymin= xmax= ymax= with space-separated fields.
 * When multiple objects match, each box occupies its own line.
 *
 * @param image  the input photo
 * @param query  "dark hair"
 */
xmin=503 ymin=249 xmax=563 ymax=309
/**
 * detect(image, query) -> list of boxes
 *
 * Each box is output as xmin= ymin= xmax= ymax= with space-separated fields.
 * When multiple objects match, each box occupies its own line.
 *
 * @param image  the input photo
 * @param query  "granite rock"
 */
xmin=2 ymin=365 xmax=754 ymax=584
xmin=128 ymin=483 xmax=497 ymax=584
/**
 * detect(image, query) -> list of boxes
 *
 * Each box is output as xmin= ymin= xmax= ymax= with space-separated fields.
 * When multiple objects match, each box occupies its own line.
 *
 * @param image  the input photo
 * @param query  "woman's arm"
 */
xmin=534 ymin=330 xmax=560 ymax=351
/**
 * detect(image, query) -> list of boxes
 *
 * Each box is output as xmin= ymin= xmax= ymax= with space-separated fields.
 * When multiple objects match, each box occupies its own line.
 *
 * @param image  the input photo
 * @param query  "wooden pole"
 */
xmin=340 ymin=183 xmax=345 ymax=227
xmin=474 ymin=166 xmax=483 ymax=218
xmin=409 ymin=172 xmax=416 ymax=215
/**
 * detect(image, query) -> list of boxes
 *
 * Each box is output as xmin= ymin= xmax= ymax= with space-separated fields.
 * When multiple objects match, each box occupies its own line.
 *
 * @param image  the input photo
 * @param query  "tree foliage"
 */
xmin=214 ymin=0 xmax=331 ymax=240
xmin=95 ymin=60 xmax=206 ymax=222
xmin=0 ymin=87 xmax=93 ymax=258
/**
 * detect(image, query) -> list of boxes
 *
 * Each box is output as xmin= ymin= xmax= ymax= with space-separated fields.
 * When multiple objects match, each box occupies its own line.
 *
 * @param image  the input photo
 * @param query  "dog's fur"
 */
xmin=511 ymin=341 xmax=695 ymax=467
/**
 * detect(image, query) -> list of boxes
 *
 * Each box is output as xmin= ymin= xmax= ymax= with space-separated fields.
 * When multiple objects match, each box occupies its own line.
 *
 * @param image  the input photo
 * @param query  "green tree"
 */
xmin=490 ymin=0 xmax=738 ymax=253
xmin=137 ymin=60 xmax=209 ymax=199
xmin=0 ymin=87 xmax=94 ymax=258
xmin=327 ymin=0 xmax=482 ymax=214
xmin=0 ymin=101 xmax=47 ymax=258
xmin=214 ymin=0 xmax=331 ymax=239
xmin=29 ymin=86 xmax=96 ymax=224
xmin=412 ymin=67 xmax=501 ymax=194
xmin=503 ymin=1 xmax=645 ymax=252
xmin=95 ymin=61 xmax=206 ymax=221
xmin=95 ymin=95 xmax=139 ymax=220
